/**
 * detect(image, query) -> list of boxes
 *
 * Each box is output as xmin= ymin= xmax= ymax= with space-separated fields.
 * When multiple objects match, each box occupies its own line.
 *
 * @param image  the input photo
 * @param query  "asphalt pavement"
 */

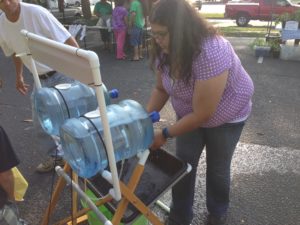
xmin=0 ymin=31 xmax=299 ymax=225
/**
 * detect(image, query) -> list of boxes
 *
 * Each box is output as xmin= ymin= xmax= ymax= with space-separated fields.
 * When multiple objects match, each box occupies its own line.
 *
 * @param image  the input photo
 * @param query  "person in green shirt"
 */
xmin=129 ymin=0 xmax=145 ymax=60
xmin=94 ymin=0 xmax=113 ymax=50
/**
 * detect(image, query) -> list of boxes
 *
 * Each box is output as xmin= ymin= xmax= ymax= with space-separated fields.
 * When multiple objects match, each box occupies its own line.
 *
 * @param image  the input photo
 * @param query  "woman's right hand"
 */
xmin=149 ymin=129 xmax=167 ymax=151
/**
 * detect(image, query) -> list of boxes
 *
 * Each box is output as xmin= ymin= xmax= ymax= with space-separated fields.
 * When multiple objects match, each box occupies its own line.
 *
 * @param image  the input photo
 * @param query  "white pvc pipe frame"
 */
xmin=20 ymin=29 xmax=122 ymax=201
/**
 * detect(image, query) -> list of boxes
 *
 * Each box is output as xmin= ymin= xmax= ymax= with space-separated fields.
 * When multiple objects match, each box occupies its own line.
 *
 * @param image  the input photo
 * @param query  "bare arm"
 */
xmin=12 ymin=54 xmax=29 ymax=95
xmin=64 ymin=36 xmax=79 ymax=48
xmin=94 ymin=5 xmax=101 ymax=17
xmin=129 ymin=11 xmax=136 ymax=28
xmin=0 ymin=170 xmax=15 ymax=201
xmin=150 ymin=70 xmax=228 ymax=150
xmin=124 ymin=15 xmax=129 ymax=27
xmin=146 ymin=70 xmax=169 ymax=113
xmin=94 ymin=11 xmax=101 ymax=17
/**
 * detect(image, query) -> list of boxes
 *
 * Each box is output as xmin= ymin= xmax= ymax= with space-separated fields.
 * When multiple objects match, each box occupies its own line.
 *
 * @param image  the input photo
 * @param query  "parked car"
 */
xmin=65 ymin=0 xmax=81 ymax=7
xmin=90 ymin=0 xmax=99 ymax=5
xmin=224 ymin=0 xmax=300 ymax=26
xmin=50 ymin=6 xmax=82 ymax=24
xmin=188 ymin=0 xmax=203 ymax=10
xmin=65 ymin=0 xmax=99 ymax=7
xmin=23 ymin=0 xmax=82 ymax=24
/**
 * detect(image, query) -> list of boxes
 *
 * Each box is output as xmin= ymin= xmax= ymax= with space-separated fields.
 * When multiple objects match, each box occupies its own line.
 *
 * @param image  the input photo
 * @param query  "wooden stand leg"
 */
xmin=41 ymin=164 xmax=71 ymax=225
xmin=112 ymin=164 xmax=164 ymax=225
xmin=53 ymin=195 xmax=113 ymax=225
xmin=112 ymin=164 xmax=145 ymax=224
xmin=120 ymin=183 xmax=164 ymax=225
xmin=41 ymin=162 xmax=114 ymax=225
xmin=71 ymin=173 xmax=78 ymax=225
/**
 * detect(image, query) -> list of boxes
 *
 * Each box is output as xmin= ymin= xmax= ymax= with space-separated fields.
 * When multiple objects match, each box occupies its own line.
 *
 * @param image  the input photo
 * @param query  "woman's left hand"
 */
xmin=149 ymin=129 xmax=167 ymax=151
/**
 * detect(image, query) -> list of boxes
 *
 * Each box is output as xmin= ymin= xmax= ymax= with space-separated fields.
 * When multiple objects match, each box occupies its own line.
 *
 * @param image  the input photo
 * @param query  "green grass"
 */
xmin=217 ymin=26 xmax=280 ymax=37
xmin=201 ymin=12 xmax=224 ymax=19
xmin=200 ymin=12 xmax=280 ymax=37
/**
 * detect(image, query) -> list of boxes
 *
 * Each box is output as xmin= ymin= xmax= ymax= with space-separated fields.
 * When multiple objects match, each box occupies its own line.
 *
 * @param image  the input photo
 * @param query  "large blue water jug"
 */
xmin=60 ymin=99 xmax=160 ymax=178
xmin=32 ymin=82 xmax=118 ymax=136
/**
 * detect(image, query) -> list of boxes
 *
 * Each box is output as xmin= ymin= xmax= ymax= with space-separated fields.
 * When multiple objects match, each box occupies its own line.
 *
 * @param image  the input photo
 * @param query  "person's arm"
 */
xmin=64 ymin=36 xmax=79 ymax=48
xmin=150 ymin=70 xmax=228 ymax=150
xmin=94 ymin=4 xmax=101 ymax=17
xmin=147 ymin=70 xmax=169 ymax=150
xmin=124 ymin=12 xmax=129 ymax=26
xmin=129 ymin=11 xmax=136 ymax=28
xmin=12 ymin=54 xmax=29 ymax=95
xmin=146 ymin=70 xmax=169 ymax=113
xmin=0 ymin=170 xmax=15 ymax=201
xmin=109 ymin=3 xmax=113 ymax=15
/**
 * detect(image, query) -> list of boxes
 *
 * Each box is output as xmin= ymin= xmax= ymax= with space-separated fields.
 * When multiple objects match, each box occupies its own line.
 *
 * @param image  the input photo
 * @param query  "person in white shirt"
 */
xmin=0 ymin=0 xmax=79 ymax=173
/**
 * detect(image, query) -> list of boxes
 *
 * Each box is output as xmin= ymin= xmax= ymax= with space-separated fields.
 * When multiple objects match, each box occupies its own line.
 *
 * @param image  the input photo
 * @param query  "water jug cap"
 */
xmin=55 ymin=83 xmax=72 ymax=90
xmin=84 ymin=109 xmax=100 ymax=118
xmin=109 ymin=89 xmax=119 ymax=99
xmin=149 ymin=111 xmax=160 ymax=123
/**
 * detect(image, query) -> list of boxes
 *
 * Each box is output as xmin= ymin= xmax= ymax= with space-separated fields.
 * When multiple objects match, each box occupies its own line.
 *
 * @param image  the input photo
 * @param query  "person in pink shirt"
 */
xmin=112 ymin=0 xmax=128 ymax=59
xmin=146 ymin=0 xmax=254 ymax=224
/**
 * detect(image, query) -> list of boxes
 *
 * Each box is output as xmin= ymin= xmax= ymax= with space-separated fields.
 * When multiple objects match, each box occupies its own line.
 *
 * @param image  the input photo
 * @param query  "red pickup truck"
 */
xmin=224 ymin=0 xmax=300 ymax=26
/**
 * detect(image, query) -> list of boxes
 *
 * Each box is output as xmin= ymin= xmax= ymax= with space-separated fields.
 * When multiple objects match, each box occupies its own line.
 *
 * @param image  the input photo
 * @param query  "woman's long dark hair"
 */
xmin=150 ymin=0 xmax=217 ymax=83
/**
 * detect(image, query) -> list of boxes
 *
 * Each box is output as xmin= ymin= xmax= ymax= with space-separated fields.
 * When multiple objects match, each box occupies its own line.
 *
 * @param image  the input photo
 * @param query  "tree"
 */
xmin=81 ymin=0 xmax=92 ymax=19
xmin=58 ymin=0 xmax=64 ymax=12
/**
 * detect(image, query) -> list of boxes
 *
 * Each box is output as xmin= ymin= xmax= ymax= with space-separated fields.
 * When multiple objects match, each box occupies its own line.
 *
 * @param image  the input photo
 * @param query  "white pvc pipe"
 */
xmin=155 ymin=200 xmax=170 ymax=213
xmin=28 ymin=57 xmax=42 ymax=89
xmin=93 ymin=78 xmax=121 ymax=201
xmin=21 ymin=30 xmax=82 ymax=56
xmin=137 ymin=150 xmax=150 ymax=166
xmin=21 ymin=29 xmax=121 ymax=201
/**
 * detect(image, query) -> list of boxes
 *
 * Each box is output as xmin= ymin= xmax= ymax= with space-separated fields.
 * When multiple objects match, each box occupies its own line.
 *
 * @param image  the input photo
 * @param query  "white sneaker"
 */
xmin=36 ymin=156 xmax=65 ymax=173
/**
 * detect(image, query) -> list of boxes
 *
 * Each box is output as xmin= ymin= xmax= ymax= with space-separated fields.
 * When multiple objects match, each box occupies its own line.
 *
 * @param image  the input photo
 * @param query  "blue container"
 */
xmin=60 ymin=99 xmax=160 ymax=178
xmin=32 ymin=82 xmax=118 ymax=136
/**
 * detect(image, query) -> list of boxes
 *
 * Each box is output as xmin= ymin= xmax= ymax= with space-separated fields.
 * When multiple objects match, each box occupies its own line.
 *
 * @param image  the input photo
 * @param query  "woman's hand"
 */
xmin=149 ymin=129 xmax=167 ymax=151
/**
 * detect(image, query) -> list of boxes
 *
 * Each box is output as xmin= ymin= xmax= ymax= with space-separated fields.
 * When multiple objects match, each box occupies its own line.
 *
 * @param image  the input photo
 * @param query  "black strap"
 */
xmin=46 ymin=71 xmax=56 ymax=77
xmin=39 ymin=71 xmax=56 ymax=80
xmin=52 ymin=86 xmax=71 ymax=119
xmin=82 ymin=115 xmax=109 ymax=166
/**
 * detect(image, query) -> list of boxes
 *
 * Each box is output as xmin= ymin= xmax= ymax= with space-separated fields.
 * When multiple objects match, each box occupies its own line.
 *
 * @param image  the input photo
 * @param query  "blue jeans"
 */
xmin=129 ymin=26 xmax=143 ymax=47
xmin=31 ymin=72 xmax=74 ymax=156
xmin=168 ymin=122 xmax=245 ymax=225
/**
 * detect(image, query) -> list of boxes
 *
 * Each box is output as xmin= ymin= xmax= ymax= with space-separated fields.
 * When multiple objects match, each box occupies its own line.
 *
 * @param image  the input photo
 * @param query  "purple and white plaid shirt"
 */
xmin=159 ymin=36 xmax=254 ymax=128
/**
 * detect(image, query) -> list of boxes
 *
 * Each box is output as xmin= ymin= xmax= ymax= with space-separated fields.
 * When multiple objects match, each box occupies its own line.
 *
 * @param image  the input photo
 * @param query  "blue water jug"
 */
xmin=32 ymin=82 xmax=118 ymax=136
xmin=60 ymin=99 xmax=160 ymax=178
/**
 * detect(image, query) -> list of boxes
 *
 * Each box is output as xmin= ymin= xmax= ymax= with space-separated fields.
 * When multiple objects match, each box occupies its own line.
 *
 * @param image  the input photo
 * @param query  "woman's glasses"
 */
xmin=150 ymin=30 xmax=169 ymax=40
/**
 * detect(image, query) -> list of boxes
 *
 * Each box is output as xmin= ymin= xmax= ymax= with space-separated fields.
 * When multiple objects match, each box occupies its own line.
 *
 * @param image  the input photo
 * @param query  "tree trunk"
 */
xmin=58 ymin=0 xmax=65 ymax=24
xmin=81 ymin=0 xmax=92 ymax=19
xmin=58 ymin=0 xmax=64 ymax=12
